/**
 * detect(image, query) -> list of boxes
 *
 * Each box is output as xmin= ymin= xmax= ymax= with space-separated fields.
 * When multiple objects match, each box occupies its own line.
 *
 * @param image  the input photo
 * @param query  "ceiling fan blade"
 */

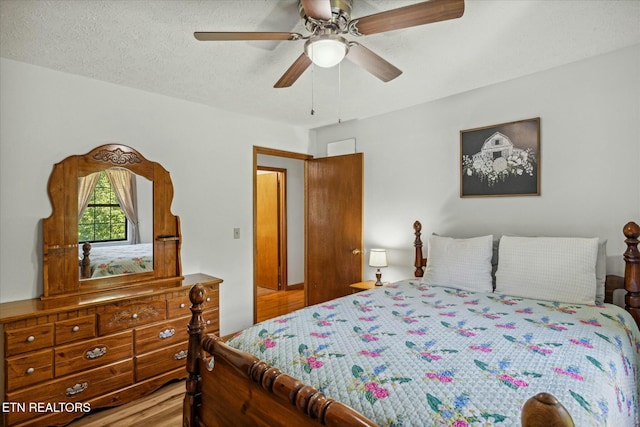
xmin=345 ymin=43 xmax=402 ymax=82
xmin=274 ymin=53 xmax=312 ymax=88
xmin=194 ymin=32 xmax=302 ymax=41
xmin=351 ymin=0 xmax=464 ymax=36
xmin=300 ymin=0 xmax=333 ymax=21
xmin=251 ymin=1 xmax=301 ymax=51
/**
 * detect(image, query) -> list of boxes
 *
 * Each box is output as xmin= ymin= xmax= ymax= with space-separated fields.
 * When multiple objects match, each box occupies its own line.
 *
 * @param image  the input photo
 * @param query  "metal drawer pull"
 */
xmin=26 ymin=335 xmax=35 ymax=342
xmin=179 ymin=303 xmax=185 ymax=308
xmin=66 ymin=382 xmax=88 ymax=397
xmin=159 ymin=328 xmax=176 ymax=339
xmin=174 ymin=350 xmax=188 ymax=360
xmin=206 ymin=297 xmax=211 ymax=303
xmin=26 ymin=367 xmax=35 ymax=375
xmin=72 ymin=326 xmax=80 ymax=332
xmin=206 ymin=320 xmax=211 ymax=325
xmin=86 ymin=347 xmax=107 ymax=359
xmin=131 ymin=313 xmax=138 ymax=319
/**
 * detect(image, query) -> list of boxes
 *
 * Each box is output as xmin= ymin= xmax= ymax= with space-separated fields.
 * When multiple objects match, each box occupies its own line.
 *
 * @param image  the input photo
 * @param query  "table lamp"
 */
xmin=369 ymin=249 xmax=387 ymax=286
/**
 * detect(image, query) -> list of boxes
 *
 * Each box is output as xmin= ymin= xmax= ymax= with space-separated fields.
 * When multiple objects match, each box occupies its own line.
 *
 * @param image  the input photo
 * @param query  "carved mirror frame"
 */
xmin=42 ymin=144 xmax=182 ymax=299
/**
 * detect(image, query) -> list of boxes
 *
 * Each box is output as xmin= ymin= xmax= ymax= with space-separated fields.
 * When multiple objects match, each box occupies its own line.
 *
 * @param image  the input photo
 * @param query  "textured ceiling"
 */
xmin=1 ymin=0 xmax=639 ymax=130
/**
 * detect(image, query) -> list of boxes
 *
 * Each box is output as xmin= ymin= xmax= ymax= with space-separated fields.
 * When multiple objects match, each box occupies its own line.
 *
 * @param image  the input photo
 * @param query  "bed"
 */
xmin=184 ymin=221 xmax=640 ymax=427
xmin=79 ymin=241 xmax=153 ymax=278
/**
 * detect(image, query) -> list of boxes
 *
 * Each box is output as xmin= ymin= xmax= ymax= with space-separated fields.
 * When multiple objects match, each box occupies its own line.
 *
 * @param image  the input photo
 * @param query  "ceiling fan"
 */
xmin=194 ymin=0 xmax=465 ymax=88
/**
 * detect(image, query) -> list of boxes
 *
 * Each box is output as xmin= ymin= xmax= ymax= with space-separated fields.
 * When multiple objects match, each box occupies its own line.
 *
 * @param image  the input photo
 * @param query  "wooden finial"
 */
xmin=189 ymin=283 xmax=206 ymax=306
xmin=80 ymin=242 xmax=92 ymax=279
xmin=414 ymin=221 xmax=425 ymax=277
xmin=521 ymin=393 xmax=574 ymax=427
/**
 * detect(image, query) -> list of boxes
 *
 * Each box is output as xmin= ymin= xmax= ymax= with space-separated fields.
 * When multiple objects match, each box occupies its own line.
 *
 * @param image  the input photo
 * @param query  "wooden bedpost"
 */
xmin=414 ymin=221 xmax=425 ymax=277
xmin=184 ymin=284 xmax=206 ymax=427
xmin=521 ymin=393 xmax=574 ymax=427
xmin=623 ymin=221 xmax=640 ymax=326
xmin=80 ymin=242 xmax=91 ymax=279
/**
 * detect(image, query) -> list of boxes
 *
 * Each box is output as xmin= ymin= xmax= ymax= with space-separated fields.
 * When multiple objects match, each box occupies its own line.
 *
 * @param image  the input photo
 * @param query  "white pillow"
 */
xmin=423 ymin=235 xmax=493 ymax=292
xmin=595 ymin=239 xmax=607 ymax=305
xmin=495 ymin=236 xmax=599 ymax=305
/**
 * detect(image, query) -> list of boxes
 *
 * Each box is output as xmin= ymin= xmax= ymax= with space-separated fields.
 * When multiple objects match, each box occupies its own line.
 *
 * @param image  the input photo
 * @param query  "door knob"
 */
xmin=352 ymin=249 xmax=361 ymax=255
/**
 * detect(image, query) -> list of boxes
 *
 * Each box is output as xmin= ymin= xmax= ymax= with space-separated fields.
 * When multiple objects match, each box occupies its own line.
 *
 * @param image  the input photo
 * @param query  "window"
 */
xmin=78 ymin=171 xmax=127 ymax=242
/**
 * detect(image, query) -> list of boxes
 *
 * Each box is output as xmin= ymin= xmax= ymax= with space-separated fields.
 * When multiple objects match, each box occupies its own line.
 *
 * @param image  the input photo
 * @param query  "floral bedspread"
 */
xmin=227 ymin=280 xmax=640 ymax=426
xmin=81 ymin=243 xmax=153 ymax=278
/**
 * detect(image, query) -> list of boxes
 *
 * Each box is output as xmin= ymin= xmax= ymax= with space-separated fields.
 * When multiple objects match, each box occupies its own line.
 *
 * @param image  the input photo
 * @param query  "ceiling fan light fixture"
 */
xmin=304 ymin=35 xmax=348 ymax=68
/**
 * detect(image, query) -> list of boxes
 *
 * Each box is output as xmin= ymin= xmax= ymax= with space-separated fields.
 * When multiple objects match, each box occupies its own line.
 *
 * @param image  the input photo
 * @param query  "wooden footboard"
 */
xmin=184 ymin=287 xmax=575 ymax=427
xmin=184 ymin=284 xmax=377 ymax=427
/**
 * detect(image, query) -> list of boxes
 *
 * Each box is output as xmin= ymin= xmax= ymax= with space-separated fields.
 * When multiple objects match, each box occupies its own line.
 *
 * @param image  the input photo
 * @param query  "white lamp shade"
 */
xmin=305 ymin=36 xmax=348 ymax=68
xmin=369 ymin=249 xmax=387 ymax=268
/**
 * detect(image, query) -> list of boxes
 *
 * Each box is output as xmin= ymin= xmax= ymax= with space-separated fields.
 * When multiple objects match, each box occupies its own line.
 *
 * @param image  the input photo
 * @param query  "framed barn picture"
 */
xmin=460 ymin=117 xmax=540 ymax=198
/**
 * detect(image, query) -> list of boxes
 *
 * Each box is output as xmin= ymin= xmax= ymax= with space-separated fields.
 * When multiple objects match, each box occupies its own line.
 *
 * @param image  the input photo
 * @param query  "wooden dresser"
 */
xmin=0 ymin=273 xmax=222 ymax=427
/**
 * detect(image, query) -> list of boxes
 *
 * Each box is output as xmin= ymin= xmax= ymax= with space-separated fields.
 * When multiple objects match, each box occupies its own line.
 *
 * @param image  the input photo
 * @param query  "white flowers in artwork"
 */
xmin=462 ymin=148 xmax=535 ymax=187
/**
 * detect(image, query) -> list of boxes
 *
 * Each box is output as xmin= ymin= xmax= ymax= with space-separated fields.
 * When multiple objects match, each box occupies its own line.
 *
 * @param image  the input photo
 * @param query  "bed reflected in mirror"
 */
xmin=78 ymin=167 xmax=153 ymax=280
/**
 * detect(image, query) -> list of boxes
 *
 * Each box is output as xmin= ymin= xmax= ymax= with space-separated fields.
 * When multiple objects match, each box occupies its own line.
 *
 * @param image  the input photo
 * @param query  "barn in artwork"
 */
xmin=480 ymin=132 xmax=514 ymax=161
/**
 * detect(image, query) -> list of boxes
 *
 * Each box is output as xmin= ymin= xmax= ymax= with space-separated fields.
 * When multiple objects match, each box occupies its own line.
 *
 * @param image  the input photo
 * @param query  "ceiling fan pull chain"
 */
xmin=337 ymin=62 xmax=342 ymax=124
xmin=310 ymin=63 xmax=315 ymax=116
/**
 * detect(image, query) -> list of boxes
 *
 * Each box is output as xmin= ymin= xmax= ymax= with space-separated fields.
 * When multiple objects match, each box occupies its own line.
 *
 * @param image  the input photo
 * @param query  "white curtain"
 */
xmin=105 ymin=167 xmax=141 ymax=244
xmin=78 ymin=172 xmax=100 ymax=220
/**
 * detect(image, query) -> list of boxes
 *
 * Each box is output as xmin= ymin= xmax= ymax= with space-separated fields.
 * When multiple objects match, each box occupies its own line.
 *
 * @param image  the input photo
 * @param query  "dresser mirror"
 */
xmin=42 ymin=144 xmax=182 ymax=299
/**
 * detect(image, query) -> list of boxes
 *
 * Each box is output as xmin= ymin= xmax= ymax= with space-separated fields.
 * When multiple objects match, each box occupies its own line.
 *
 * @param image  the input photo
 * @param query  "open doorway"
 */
xmin=253 ymin=147 xmax=311 ymax=323
xmin=253 ymin=147 xmax=364 ymax=322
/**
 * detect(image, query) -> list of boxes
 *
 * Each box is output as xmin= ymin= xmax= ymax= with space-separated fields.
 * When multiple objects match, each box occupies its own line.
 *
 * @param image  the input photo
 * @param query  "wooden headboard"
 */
xmin=412 ymin=220 xmax=640 ymax=328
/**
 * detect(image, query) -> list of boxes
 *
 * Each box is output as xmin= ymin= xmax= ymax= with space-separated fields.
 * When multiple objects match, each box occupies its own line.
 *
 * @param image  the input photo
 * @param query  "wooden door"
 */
xmin=306 ymin=153 xmax=363 ymax=305
xmin=256 ymin=172 xmax=280 ymax=290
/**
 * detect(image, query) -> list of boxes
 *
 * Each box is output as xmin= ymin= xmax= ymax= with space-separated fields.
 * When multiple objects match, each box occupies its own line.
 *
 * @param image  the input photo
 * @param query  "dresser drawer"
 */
xmin=55 ymin=315 xmax=96 ymax=345
xmin=204 ymin=286 xmax=219 ymax=307
xmin=167 ymin=288 xmax=218 ymax=318
xmin=135 ymin=316 xmax=189 ymax=355
xmin=203 ymin=308 xmax=220 ymax=334
xmin=167 ymin=294 xmax=191 ymax=318
xmin=5 ymin=348 xmax=54 ymax=391
xmin=5 ymin=324 xmax=54 ymax=356
xmin=55 ymin=330 xmax=133 ymax=377
xmin=135 ymin=341 xmax=188 ymax=382
xmin=5 ymin=359 xmax=134 ymax=425
xmin=98 ymin=299 xmax=166 ymax=335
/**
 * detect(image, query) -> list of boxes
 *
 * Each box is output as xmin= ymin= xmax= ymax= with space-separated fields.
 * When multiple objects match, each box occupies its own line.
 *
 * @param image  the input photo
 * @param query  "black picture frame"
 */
xmin=460 ymin=117 xmax=540 ymax=198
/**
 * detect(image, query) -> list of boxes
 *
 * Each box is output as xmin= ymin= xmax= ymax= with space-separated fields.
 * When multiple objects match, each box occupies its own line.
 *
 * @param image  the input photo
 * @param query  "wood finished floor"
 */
xmin=256 ymin=287 xmax=304 ymax=323
xmin=67 ymin=379 xmax=185 ymax=427
xmin=67 ymin=288 xmax=304 ymax=426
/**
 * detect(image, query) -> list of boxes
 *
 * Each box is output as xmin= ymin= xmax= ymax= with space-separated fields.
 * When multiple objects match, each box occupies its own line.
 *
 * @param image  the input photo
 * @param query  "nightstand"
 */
xmin=349 ymin=280 xmax=381 ymax=293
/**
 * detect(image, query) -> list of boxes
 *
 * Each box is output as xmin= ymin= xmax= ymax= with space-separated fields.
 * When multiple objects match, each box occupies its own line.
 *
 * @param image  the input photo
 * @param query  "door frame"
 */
xmin=253 ymin=146 xmax=312 ymax=323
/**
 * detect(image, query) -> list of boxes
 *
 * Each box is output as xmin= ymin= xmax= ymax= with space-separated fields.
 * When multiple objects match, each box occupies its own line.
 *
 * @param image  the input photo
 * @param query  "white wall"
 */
xmin=0 ymin=58 xmax=308 ymax=335
xmin=313 ymin=44 xmax=640 ymax=284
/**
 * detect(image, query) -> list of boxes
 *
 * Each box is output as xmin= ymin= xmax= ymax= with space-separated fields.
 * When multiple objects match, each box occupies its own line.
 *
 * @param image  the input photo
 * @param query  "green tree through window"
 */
xmin=79 ymin=171 xmax=127 ymax=242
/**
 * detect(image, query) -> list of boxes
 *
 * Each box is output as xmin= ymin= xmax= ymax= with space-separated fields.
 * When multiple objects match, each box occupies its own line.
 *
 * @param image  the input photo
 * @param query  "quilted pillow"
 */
xmin=495 ymin=236 xmax=599 ymax=305
xmin=423 ymin=235 xmax=493 ymax=292
xmin=595 ymin=239 xmax=607 ymax=305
